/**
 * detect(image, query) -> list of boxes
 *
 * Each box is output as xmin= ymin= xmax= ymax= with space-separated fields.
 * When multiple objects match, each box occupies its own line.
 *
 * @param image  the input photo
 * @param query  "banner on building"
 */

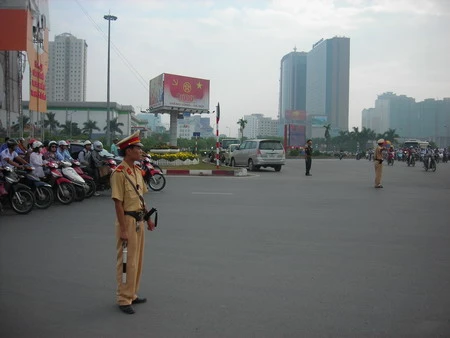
xmin=285 ymin=110 xmax=306 ymax=122
xmin=310 ymin=115 xmax=328 ymax=127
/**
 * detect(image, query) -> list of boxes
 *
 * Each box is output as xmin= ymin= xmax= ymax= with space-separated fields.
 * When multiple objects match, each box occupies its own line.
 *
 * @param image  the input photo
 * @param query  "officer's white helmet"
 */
xmin=58 ymin=140 xmax=69 ymax=146
xmin=93 ymin=140 xmax=103 ymax=151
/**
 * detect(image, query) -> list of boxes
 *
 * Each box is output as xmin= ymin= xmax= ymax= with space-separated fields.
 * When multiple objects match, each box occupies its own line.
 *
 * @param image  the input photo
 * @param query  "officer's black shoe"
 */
xmin=119 ymin=305 xmax=135 ymax=314
xmin=132 ymin=297 xmax=147 ymax=304
xmin=306 ymin=173 xmax=312 ymax=176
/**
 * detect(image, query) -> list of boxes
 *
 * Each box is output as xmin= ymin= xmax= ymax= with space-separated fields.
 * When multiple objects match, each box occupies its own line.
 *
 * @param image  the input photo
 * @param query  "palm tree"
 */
xmin=11 ymin=115 xmax=30 ymax=132
xmin=382 ymin=128 xmax=400 ymax=143
xmin=237 ymin=118 xmax=247 ymax=142
xmin=43 ymin=112 xmax=60 ymax=136
xmin=323 ymin=124 xmax=331 ymax=150
xmin=60 ymin=122 xmax=81 ymax=137
xmin=104 ymin=117 xmax=124 ymax=138
xmin=82 ymin=120 xmax=100 ymax=139
xmin=359 ymin=127 xmax=376 ymax=151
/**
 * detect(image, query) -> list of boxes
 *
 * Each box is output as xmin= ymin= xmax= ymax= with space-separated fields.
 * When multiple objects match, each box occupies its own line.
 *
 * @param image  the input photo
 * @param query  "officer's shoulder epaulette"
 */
xmin=114 ymin=165 xmax=124 ymax=172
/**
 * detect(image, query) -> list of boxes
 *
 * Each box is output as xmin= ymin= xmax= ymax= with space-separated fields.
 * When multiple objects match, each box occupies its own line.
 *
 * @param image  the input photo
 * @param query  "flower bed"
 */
xmin=148 ymin=151 xmax=200 ymax=166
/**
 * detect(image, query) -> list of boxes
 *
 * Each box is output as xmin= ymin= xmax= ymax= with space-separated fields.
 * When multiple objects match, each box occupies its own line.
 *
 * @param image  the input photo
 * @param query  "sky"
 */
xmin=26 ymin=0 xmax=450 ymax=137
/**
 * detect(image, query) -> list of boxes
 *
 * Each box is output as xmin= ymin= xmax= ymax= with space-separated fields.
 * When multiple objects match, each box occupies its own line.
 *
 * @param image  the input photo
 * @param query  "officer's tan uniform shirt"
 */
xmin=111 ymin=161 xmax=148 ymax=211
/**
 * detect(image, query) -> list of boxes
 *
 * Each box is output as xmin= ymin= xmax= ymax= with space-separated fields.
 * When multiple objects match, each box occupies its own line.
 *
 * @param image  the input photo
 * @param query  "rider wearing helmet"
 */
xmin=0 ymin=139 xmax=29 ymax=168
xmin=78 ymin=140 xmax=93 ymax=165
xmin=56 ymin=140 xmax=74 ymax=162
xmin=29 ymin=141 xmax=46 ymax=178
xmin=15 ymin=137 xmax=27 ymax=156
xmin=44 ymin=141 xmax=59 ymax=161
xmin=91 ymin=141 xmax=105 ymax=168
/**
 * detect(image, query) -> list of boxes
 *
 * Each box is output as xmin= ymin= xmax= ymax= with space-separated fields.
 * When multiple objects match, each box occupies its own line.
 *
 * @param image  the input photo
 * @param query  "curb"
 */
xmin=163 ymin=168 xmax=248 ymax=176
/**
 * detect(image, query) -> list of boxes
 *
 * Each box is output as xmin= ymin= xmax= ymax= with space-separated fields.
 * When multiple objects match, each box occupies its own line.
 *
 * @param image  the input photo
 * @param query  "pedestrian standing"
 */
xmin=305 ymin=139 xmax=313 ymax=176
xmin=374 ymin=138 xmax=386 ymax=188
xmin=110 ymin=138 xmax=119 ymax=156
xmin=111 ymin=131 xmax=155 ymax=315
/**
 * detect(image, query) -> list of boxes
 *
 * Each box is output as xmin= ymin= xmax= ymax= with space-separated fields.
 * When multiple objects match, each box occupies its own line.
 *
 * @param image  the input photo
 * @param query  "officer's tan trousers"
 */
xmin=374 ymin=161 xmax=383 ymax=186
xmin=116 ymin=216 xmax=145 ymax=306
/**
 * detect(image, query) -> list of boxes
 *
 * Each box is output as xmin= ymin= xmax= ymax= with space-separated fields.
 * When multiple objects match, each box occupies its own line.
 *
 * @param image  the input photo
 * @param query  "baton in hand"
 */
xmin=122 ymin=241 xmax=128 ymax=284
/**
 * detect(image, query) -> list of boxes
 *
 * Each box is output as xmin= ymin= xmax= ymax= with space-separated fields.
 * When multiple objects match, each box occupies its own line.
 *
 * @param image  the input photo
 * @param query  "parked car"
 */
xmin=229 ymin=139 xmax=285 ymax=171
xmin=223 ymin=143 xmax=240 ymax=166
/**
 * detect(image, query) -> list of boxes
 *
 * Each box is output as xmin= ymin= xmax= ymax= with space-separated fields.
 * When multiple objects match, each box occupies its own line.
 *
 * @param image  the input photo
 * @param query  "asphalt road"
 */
xmin=1 ymin=158 xmax=450 ymax=338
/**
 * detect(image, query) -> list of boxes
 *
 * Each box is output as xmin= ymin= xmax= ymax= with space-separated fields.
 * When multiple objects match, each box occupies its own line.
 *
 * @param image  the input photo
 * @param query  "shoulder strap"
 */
xmin=121 ymin=171 xmax=146 ymax=209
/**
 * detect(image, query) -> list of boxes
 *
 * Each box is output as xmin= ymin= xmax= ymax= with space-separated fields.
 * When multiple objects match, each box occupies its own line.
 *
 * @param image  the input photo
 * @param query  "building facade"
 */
xmin=361 ymin=92 xmax=450 ymax=147
xmin=278 ymin=49 xmax=307 ymax=136
xmin=306 ymin=37 xmax=350 ymax=138
xmin=243 ymin=113 xmax=278 ymax=138
xmin=17 ymin=101 xmax=147 ymax=140
xmin=176 ymin=114 xmax=214 ymax=139
xmin=47 ymin=33 xmax=87 ymax=102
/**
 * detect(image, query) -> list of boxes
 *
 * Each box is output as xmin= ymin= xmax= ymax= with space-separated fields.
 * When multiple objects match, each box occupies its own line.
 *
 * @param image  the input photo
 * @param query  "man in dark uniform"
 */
xmin=305 ymin=139 xmax=313 ymax=176
xmin=110 ymin=131 xmax=155 ymax=314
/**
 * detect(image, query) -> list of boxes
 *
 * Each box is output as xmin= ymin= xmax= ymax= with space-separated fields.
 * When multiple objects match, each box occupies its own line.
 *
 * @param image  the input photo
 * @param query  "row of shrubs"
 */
xmin=148 ymin=152 xmax=199 ymax=162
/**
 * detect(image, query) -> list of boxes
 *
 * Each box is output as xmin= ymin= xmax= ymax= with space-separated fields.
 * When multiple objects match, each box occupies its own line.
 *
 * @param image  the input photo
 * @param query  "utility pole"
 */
xmin=104 ymin=13 xmax=117 ymax=147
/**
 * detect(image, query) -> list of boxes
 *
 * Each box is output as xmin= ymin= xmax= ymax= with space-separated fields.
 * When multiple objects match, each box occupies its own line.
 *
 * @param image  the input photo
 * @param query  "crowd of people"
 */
xmin=0 ymin=136 xmax=121 ymax=197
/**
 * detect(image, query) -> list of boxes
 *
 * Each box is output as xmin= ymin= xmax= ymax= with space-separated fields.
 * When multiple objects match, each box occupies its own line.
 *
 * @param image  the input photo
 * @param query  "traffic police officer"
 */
xmin=374 ymin=138 xmax=386 ymax=188
xmin=111 ymin=131 xmax=155 ymax=314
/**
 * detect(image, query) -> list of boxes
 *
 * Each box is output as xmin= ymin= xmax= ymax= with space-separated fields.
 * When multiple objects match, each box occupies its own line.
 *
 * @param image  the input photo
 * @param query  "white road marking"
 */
xmin=191 ymin=192 xmax=233 ymax=195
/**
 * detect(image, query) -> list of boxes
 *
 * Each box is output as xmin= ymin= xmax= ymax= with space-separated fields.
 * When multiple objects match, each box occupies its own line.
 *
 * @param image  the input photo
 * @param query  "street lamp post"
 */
xmin=104 ymin=13 xmax=117 ymax=147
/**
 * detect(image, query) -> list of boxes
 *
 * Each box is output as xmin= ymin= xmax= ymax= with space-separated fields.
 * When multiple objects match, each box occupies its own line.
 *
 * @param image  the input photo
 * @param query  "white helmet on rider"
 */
xmin=84 ymin=140 xmax=92 ymax=146
xmin=32 ymin=141 xmax=43 ymax=149
xmin=93 ymin=140 xmax=103 ymax=151
xmin=58 ymin=140 xmax=69 ymax=146
xmin=48 ymin=140 xmax=57 ymax=149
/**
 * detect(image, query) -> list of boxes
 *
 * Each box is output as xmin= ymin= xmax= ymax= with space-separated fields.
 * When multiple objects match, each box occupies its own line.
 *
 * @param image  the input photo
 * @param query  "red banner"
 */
xmin=163 ymin=73 xmax=210 ymax=110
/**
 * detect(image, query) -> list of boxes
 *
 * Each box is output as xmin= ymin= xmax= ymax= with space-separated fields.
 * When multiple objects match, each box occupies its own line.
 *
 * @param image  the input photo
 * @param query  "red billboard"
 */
xmin=286 ymin=124 xmax=306 ymax=148
xmin=149 ymin=73 xmax=210 ymax=112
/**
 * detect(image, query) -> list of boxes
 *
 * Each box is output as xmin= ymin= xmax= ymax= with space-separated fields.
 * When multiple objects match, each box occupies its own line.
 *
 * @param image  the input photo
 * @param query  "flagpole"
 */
xmin=215 ymin=102 xmax=220 ymax=169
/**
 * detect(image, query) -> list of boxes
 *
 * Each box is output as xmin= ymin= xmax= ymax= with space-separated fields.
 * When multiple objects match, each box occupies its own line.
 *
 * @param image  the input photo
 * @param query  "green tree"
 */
xmin=43 ymin=112 xmax=60 ymax=136
xmin=382 ymin=128 xmax=400 ymax=143
xmin=82 ymin=120 xmax=100 ymax=139
xmin=60 ymin=122 xmax=81 ymax=138
xmin=104 ymin=117 xmax=124 ymax=137
xmin=237 ymin=118 xmax=247 ymax=142
xmin=323 ymin=124 xmax=331 ymax=150
xmin=11 ymin=115 xmax=30 ymax=132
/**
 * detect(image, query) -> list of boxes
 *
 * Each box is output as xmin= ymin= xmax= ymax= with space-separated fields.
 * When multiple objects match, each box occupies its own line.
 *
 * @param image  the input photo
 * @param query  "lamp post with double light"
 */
xmin=104 ymin=13 xmax=117 ymax=147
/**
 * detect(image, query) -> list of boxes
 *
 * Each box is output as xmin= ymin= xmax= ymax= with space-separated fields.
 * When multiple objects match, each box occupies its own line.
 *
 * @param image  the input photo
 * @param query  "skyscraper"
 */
xmin=306 ymin=37 xmax=350 ymax=137
xmin=46 ymin=33 xmax=87 ymax=102
xmin=278 ymin=49 xmax=307 ymax=136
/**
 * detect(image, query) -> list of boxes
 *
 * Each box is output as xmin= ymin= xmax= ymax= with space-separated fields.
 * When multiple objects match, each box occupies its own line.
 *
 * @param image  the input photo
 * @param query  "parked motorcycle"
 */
xmin=141 ymin=155 xmax=166 ymax=191
xmin=60 ymin=161 xmax=88 ymax=202
xmin=18 ymin=165 xmax=54 ymax=209
xmin=71 ymin=160 xmax=96 ymax=198
xmin=0 ymin=166 xmax=35 ymax=214
xmin=44 ymin=161 xmax=76 ymax=205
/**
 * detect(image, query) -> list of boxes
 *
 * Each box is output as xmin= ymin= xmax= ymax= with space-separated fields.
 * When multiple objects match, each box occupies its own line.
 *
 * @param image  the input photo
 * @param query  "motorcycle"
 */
xmin=71 ymin=160 xmax=96 ymax=198
xmin=44 ymin=161 xmax=76 ymax=205
xmin=94 ymin=157 xmax=118 ymax=191
xmin=17 ymin=165 xmax=54 ymax=209
xmin=407 ymin=154 xmax=415 ymax=167
xmin=141 ymin=155 xmax=166 ymax=191
xmin=387 ymin=152 xmax=395 ymax=166
xmin=60 ymin=161 xmax=89 ymax=202
xmin=0 ymin=166 xmax=35 ymax=214
xmin=424 ymin=154 xmax=437 ymax=172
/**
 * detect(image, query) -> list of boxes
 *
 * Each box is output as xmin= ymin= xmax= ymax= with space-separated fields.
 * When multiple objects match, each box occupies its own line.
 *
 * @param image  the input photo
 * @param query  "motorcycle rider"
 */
xmin=44 ymin=141 xmax=59 ymax=162
xmin=90 ymin=141 xmax=107 ymax=184
xmin=406 ymin=146 xmax=415 ymax=165
xmin=443 ymin=148 xmax=448 ymax=163
xmin=56 ymin=140 xmax=74 ymax=162
xmin=0 ymin=139 xmax=29 ymax=169
xmin=78 ymin=140 xmax=92 ymax=166
xmin=424 ymin=145 xmax=435 ymax=170
xmin=29 ymin=141 xmax=46 ymax=178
